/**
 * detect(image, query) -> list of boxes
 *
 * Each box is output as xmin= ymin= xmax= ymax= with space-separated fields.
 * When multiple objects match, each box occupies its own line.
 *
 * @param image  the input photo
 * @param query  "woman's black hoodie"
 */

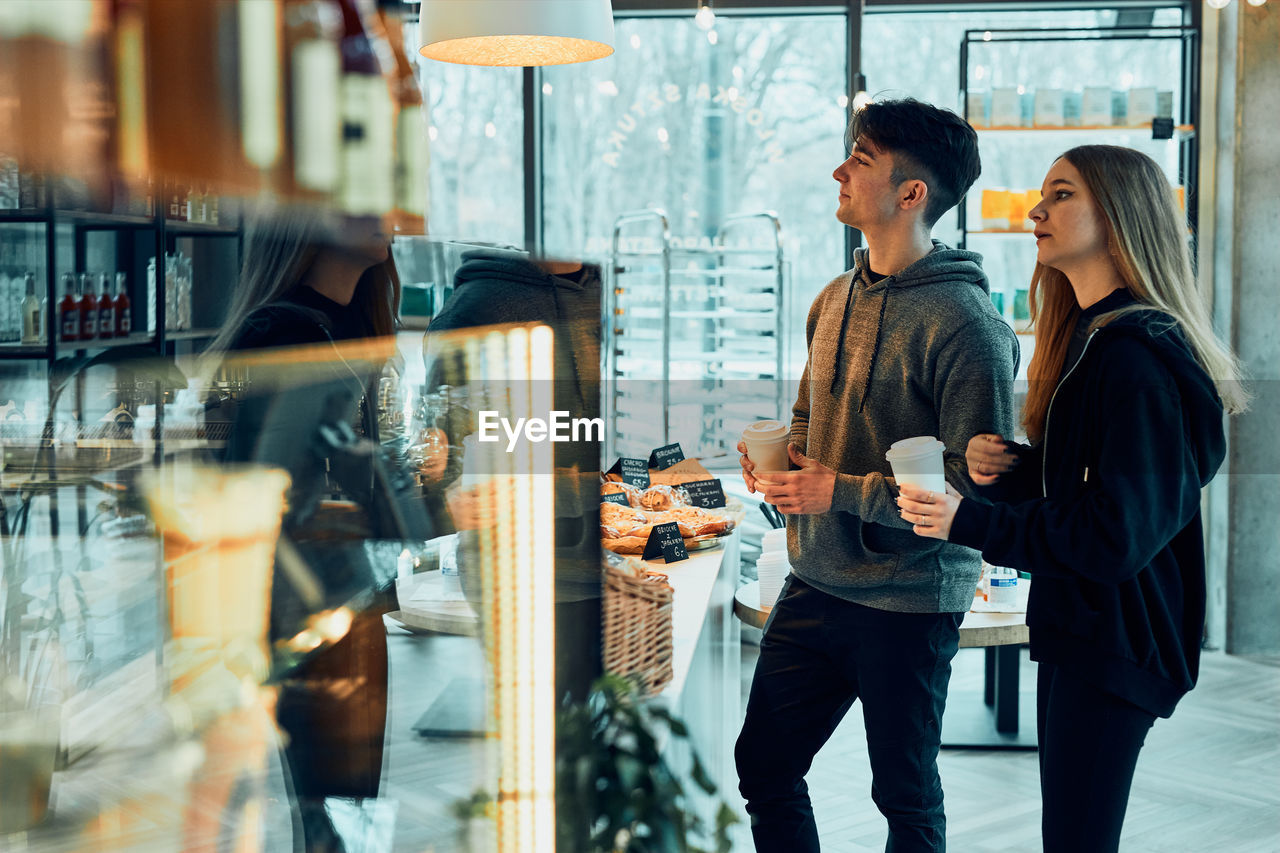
xmin=950 ymin=292 xmax=1227 ymax=717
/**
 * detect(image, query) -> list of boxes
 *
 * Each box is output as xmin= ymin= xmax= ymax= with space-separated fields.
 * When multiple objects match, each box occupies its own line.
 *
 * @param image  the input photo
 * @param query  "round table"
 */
xmin=733 ymin=580 xmax=1029 ymax=646
xmin=385 ymin=571 xmax=479 ymax=637
xmin=734 ymin=579 xmax=1034 ymax=749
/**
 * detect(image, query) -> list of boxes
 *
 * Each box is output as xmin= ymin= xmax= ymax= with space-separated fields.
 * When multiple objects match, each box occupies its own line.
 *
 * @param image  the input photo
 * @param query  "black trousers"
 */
xmin=735 ymin=576 xmax=963 ymax=853
xmin=1037 ymin=662 xmax=1157 ymax=853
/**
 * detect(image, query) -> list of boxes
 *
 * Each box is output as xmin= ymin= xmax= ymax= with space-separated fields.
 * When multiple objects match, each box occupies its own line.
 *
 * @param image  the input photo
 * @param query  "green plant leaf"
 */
xmin=690 ymin=755 xmax=717 ymax=795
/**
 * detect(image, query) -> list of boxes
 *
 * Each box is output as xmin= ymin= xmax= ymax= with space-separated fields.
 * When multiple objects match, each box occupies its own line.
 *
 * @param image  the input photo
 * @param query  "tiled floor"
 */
xmin=737 ymin=642 xmax=1280 ymax=853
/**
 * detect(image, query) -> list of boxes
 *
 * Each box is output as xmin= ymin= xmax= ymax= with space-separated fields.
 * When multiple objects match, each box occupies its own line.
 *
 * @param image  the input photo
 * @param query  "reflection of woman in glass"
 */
xmin=897 ymin=146 xmax=1248 ymax=853
xmin=207 ymin=208 xmax=402 ymax=853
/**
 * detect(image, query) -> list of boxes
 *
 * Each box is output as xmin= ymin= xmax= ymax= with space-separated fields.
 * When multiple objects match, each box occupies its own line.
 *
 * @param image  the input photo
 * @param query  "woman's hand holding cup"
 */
xmin=966 ymin=433 xmax=1020 ymax=486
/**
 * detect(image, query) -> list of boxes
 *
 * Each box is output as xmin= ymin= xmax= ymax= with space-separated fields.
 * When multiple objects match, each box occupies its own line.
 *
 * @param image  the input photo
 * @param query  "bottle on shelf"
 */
xmin=185 ymin=186 xmax=203 ymax=223
xmin=21 ymin=272 xmax=42 ymax=344
xmin=59 ymin=272 xmax=79 ymax=342
xmin=336 ymin=0 xmax=393 ymax=216
xmin=0 ymin=264 xmax=11 ymax=342
xmin=174 ymin=253 xmax=192 ymax=330
xmin=381 ymin=10 xmax=427 ymax=233
xmin=114 ymin=272 xmax=132 ymax=337
xmin=97 ymin=273 xmax=115 ymax=339
xmin=167 ymin=185 xmax=186 ymax=221
xmin=146 ymin=256 xmax=157 ymax=332
xmin=0 ymin=154 xmax=19 ymax=209
xmin=286 ymin=0 xmax=342 ymax=196
xmin=78 ymin=272 xmax=98 ymax=340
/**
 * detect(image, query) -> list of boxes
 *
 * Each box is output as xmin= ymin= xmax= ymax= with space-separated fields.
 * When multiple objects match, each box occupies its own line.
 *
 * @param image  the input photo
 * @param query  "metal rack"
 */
xmin=956 ymin=25 xmax=1198 ymax=334
xmin=605 ymin=209 xmax=787 ymax=462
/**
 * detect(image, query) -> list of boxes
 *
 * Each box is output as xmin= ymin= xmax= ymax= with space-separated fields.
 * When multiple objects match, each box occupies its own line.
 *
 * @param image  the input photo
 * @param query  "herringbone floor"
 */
xmin=740 ymin=643 xmax=1280 ymax=853
xmin=381 ymin=629 xmax=1280 ymax=852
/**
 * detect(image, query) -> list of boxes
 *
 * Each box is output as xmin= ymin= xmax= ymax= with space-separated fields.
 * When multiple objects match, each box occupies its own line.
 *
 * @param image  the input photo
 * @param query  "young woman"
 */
xmin=208 ymin=207 xmax=403 ymax=853
xmin=895 ymin=145 xmax=1248 ymax=853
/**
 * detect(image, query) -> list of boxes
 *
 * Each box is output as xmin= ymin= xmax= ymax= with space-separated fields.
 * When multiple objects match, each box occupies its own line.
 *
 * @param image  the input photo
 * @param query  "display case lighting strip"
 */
xmin=481 ymin=324 xmax=555 ymax=852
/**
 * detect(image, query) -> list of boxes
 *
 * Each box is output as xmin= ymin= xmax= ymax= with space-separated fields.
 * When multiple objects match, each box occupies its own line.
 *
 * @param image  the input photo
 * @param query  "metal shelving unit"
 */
xmin=957 ymin=25 xmax=1199 ymax=337
xmin=604 ymin=209 xmax=787 ymax=462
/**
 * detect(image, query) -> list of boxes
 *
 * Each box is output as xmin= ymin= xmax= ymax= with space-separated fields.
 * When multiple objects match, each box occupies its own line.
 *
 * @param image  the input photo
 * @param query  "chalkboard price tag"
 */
xmin=642 ymin=521 xmax=689 ymax=563
xmin=608 ymin=457 xmax=651 ymax=488
xmin=601 ymin=492 xmax=631 ymax=506
xmin=648 ymin=443 xmax=686 ymax=470
xmin=1151 ymin=117 xmax=1174 ymax=140
xmin=682 ymin=479 xmax=726 ymax=509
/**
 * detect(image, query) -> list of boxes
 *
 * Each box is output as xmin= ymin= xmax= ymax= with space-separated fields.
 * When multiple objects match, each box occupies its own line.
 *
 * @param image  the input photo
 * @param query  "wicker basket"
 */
xmin=602 ymin=562 xmax=674 ymax=696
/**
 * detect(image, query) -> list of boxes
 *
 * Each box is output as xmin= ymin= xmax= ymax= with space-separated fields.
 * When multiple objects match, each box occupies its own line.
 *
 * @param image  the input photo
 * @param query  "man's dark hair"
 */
xmin=846 ymin=98 xmax=981 ymax=227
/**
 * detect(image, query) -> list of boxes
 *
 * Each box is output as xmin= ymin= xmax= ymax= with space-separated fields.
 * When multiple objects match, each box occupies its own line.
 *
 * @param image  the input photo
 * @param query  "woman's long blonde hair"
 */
xmin=205 ymin=205 xmax=401 ymax=359
xmin=1022 ymin=145 xmax=1249 ymax=442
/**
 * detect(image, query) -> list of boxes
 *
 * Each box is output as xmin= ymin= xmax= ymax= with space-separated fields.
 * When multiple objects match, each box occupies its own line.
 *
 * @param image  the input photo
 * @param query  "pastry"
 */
xmin=601 ymin=480 xmax=643 ymax=507
xmin=638 ymin=484 xmax=691 ymax=511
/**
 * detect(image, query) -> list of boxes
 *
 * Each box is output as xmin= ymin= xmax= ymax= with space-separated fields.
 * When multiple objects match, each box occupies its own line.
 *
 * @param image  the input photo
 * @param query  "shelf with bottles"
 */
xmin=0 ymin=210 xmax=156 ymax=228
xmin=162 ymin=220 xmax=238 ymax=238
xmin=56 ymin=332 xmax=157 ymax=352
xmin=0 ymin=343 xmax=49 ymax=360
xmin=164 ymin=328 xmax=220 ymax=342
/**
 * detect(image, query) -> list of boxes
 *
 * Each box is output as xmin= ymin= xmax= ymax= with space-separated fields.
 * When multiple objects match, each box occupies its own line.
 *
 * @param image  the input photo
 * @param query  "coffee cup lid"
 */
xmin=885 ymin=436 xmax=945 ymax=460
xmin=743 ymin=419 xmax=789 ymax=442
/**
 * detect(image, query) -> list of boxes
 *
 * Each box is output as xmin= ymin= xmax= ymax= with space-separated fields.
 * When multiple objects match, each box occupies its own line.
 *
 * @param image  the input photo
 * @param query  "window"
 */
xmin=410 ymin=20 xmax=525 ymax=247
xmin=541 ymin=13 xmax=849 ymax=378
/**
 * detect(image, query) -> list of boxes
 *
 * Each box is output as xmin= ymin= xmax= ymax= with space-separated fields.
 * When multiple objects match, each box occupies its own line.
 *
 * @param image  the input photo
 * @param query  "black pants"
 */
xmin=1037 ymin=662 xmax=1157 ymax=853
xmin=735 ymin=576 xmax=962 ymax=853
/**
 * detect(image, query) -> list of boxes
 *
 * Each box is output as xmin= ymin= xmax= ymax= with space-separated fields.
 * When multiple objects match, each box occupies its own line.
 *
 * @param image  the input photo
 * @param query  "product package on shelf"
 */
xmin=1032 ymin=88 xmax=1065 ymax=127
xmin=1081 ymin=87 xmax=1113 ymax=125
xmin=1127 ymin=87 xmax=1157 ymax=126
xmin=989 ymin=87 xmax=1022 ymax=127
xmin=147 ymin=252 xmax=193 ymax=333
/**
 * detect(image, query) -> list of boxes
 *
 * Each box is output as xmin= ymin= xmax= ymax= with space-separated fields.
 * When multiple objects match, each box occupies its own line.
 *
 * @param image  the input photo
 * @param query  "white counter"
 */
xmin=638 ymin=530 xmax=747 ymax=836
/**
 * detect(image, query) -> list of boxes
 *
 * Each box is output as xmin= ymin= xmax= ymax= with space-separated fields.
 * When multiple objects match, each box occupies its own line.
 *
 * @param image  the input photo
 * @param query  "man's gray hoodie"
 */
xmin=787 ymin=240 xmax=1019 ymax=613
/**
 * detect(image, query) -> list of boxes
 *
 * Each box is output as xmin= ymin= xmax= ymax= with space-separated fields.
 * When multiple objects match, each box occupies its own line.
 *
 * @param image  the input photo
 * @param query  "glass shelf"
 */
xmin=973 ymin=124 xmax=1194 ymax=138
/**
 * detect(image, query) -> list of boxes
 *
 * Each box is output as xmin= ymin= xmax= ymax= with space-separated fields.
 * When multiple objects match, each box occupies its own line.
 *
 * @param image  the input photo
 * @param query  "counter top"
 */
xmin=639 ymin=536 xmax=737 ymax=702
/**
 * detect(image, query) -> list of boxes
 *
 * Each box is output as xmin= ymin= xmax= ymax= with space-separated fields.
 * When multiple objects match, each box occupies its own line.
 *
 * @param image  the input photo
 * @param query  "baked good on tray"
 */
xmin=598 ymin=500 xmax=735 ymax=554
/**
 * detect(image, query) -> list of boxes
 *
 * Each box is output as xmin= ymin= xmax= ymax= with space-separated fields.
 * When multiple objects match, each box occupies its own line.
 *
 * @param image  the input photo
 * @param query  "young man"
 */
xmin=735 ymin=98 xmax=1019 ymax=852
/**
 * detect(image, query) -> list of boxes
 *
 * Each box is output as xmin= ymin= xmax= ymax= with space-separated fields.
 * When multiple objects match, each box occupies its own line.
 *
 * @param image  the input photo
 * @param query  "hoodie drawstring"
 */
xmin=829 ymin=277 xmax=857 ymax=395
xmin=858 ymin=284 xmax=890 ymax=412
xmin=827 ymin=271 xmax=891 ymax=411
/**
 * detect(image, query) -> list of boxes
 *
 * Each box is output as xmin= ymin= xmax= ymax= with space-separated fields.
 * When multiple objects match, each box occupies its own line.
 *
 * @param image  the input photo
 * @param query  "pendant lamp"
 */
xmin=418 ymin=0 xmax=615 ymax=67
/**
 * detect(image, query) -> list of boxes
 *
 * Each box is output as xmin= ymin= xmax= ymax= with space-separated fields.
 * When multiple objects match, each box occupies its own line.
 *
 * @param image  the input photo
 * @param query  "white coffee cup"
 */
xmin=742 ymin=419 xmax=791 ymax=483
xmin=885 ymin=436 xmax=947 ymax=495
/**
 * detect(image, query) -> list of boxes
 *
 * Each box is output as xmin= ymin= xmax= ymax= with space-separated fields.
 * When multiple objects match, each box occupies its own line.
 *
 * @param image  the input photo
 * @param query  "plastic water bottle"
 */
xmin=440 ymin=537 xmax=463 ymax=600
xmin=987 ymin=565 xmax=1019 ymax=610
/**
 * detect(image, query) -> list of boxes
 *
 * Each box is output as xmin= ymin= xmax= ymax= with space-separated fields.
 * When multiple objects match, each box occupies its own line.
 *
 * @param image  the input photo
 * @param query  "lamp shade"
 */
xmin=419 ymin=0 xmax=615 ymax=67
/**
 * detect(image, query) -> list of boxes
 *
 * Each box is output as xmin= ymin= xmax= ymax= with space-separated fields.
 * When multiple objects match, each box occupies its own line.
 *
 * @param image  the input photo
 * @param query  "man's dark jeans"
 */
xmin=735 ymin=575 xmax=962 ymax=852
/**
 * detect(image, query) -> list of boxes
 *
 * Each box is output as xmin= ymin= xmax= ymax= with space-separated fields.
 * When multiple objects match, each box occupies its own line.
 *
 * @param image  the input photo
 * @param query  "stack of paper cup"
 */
xmin=757 ymin=528 xmax=790 ymax=609
xmin=885 ymin=436 xmax=947 ymax=494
